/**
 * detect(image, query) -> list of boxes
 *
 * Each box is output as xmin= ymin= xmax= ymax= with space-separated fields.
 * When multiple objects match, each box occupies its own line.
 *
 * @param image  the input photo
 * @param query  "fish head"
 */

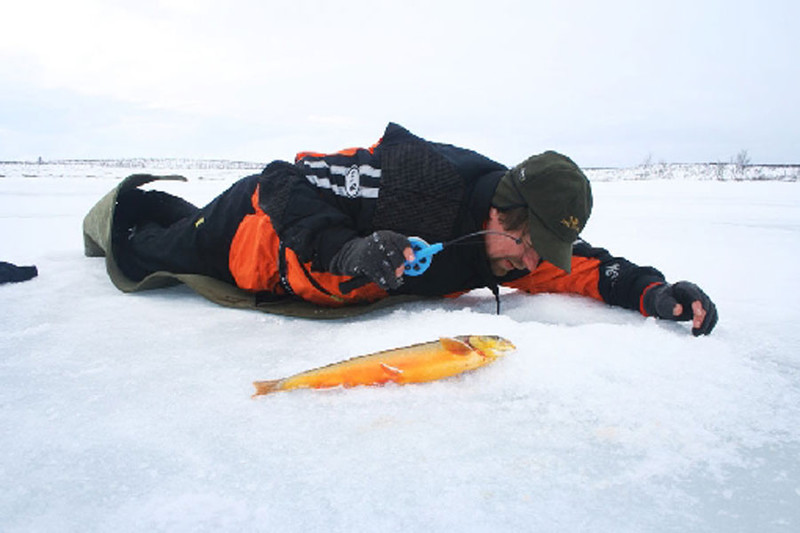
xmin=464 ymin=335 xmax=516 ymax=359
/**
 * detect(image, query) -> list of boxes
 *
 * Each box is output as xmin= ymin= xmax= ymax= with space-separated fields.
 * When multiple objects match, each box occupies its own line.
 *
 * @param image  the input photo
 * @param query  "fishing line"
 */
xmin=441 ymin=230 xmax=522 ymax=247
xmin=404 ymin=230 xmax=522 ymax=276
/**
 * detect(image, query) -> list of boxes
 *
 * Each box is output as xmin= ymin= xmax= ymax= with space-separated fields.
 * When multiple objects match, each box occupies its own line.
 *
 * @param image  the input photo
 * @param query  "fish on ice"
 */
xmin=252 ymin=335 xmax=515 ymax=396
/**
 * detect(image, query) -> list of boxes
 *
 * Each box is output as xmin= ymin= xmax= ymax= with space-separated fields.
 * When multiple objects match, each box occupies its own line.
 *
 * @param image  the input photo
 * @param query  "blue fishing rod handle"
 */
xmin=340 ymin=236 xmax=443 ymax=294
xmin=404 ymin=237 xmax=444 ymax=276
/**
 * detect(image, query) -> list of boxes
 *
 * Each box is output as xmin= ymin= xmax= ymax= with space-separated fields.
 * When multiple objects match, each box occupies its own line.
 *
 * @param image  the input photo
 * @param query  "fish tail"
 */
xmin=252 ymin=379 xmax=283 ymax=397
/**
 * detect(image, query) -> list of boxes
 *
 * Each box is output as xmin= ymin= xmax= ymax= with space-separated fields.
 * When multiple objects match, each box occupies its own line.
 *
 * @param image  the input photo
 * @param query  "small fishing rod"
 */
xmin=403 ymin=230 xmax=521 ymax=276
xmin=339 ymin=230 xmax=522 ymax=294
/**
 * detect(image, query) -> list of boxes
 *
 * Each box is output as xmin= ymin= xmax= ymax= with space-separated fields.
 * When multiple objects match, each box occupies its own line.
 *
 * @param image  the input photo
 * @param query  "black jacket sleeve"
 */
xmin=501 ymin=239 xmax=666 ymax=312
xmin=574 ymin=240 xmax=666 ymax=311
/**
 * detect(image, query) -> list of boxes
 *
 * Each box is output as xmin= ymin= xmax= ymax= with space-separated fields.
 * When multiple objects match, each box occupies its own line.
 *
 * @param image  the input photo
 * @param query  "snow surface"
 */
xmin=1 ymin=163 xmax=799 ymax=532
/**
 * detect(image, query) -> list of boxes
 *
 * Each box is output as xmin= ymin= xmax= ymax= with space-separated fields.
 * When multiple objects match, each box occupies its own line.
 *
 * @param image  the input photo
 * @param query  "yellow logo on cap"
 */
xmin=561 ymin=216 xmax=581 ymax=231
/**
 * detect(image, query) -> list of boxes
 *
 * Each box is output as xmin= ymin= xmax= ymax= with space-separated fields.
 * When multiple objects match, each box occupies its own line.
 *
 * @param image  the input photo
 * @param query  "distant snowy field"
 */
xmin=1 ymin=161 xmax=799 ymax=532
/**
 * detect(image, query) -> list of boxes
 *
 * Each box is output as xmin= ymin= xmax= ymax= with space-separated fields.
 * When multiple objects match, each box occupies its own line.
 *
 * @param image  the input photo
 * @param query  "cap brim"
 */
xmin=528 ymin=210 xmax=574 ymax=273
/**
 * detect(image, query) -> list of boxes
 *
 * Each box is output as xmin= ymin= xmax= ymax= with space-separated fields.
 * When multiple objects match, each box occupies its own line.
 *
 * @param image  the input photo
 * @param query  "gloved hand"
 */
xmin=642 ymin=281 xmax=718 ymax=336
xmin=329 ymin=231 xmax=412 ymax=291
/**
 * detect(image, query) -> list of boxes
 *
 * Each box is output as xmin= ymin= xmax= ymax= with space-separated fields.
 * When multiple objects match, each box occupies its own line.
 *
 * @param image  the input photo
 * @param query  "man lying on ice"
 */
xmin=83 ymin=122 xmax=717 ymax=335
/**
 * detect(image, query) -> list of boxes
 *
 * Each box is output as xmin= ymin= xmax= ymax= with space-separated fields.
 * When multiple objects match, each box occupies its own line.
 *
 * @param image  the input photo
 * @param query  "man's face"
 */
xmin=484 ymin=207 xmax=541 ymax=276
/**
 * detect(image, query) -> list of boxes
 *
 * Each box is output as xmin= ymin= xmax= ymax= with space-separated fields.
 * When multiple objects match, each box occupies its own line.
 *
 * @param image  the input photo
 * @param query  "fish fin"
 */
xmin=380 ymin=363 xmax=404 ymax=376
xmin=439 ymin=337 xmax=473 ymax=356
xmin=252 ymin=379 xmax=282 ymax=397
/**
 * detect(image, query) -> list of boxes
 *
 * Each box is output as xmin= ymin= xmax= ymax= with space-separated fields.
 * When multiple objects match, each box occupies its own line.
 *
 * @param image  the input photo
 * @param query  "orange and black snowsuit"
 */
xmin=120 ymin=123 xmax=665 ymax=314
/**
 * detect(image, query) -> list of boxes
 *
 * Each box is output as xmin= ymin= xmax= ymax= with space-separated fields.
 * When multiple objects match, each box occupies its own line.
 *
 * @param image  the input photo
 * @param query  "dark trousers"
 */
xmin=115 ymin=174 xmax=260 ymax=283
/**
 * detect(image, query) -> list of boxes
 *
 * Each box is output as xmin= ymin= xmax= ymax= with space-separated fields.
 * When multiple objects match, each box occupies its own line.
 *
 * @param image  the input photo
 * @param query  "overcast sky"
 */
xmin=1 ymin=0 xmax=797 ymax=167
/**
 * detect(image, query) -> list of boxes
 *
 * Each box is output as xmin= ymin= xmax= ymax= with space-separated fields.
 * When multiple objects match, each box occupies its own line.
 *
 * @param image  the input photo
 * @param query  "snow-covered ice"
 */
xmin=1 ymin=163 xmax=799 ymax=532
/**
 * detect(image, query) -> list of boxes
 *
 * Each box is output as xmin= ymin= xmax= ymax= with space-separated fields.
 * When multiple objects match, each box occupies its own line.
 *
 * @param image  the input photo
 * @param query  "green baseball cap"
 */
xmin=492 ymin=151 xmax=592 ymax=273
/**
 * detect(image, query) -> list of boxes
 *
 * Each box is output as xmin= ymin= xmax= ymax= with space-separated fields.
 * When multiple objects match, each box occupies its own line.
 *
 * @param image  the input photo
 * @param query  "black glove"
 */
xmin=642 ymin=281 xmax=718 ymax=336
xmin=329 ymin=231 xmax=411 ymax=291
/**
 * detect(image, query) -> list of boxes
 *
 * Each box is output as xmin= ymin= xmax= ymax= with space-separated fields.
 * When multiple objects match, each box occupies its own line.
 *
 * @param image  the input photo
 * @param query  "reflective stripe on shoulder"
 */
xmin=304 ymin=174 xmax=379 ymax=199
xmin=302 ymin=159 xmax=381 ymax=178
xmin=302 ymin=160 xmax=381 ymax=199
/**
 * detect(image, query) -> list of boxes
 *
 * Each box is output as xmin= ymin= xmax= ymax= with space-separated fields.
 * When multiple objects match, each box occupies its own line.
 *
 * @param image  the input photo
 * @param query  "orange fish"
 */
xmin=252 ymin=335 xmax=515 ymax=396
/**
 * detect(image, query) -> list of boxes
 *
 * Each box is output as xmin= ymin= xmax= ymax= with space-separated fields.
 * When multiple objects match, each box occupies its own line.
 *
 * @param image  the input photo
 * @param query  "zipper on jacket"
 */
xmin=278 ymin=241 xmax=296 ymax=296
xmin=279 ymin=240 xmax=345 ymax=303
